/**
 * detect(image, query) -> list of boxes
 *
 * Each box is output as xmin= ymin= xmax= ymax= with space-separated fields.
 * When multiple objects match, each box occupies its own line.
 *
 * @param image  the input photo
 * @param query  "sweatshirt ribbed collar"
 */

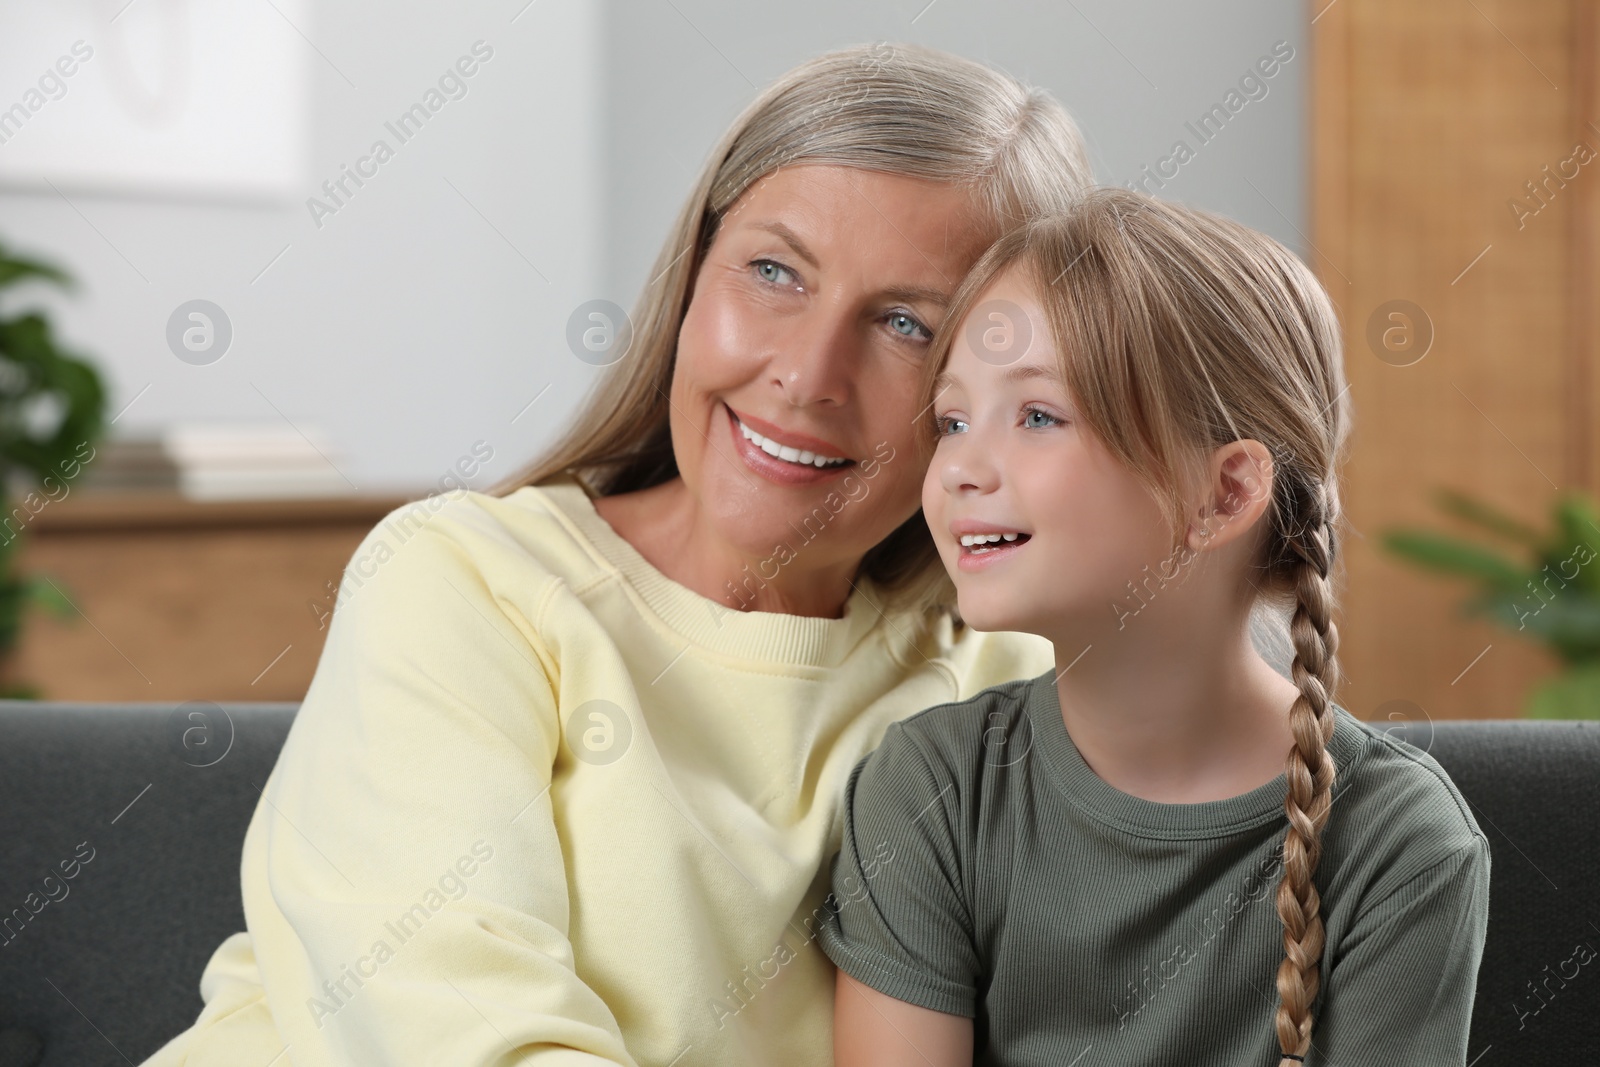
xmin=528 ymin=475 xmax=888 ymax=669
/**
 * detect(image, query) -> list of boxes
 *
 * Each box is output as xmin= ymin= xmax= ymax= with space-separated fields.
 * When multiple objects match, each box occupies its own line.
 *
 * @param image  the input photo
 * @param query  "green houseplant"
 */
xmin=1381 ymin=487 xmax=1600 ymax=719
xmin=0 ymin=238 xmax=108 ymax=698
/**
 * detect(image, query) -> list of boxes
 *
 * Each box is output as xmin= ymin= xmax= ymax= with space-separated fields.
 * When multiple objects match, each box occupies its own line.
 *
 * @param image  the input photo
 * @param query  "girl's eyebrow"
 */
xmin=933 ymin=362 xmax=1065 ymax=394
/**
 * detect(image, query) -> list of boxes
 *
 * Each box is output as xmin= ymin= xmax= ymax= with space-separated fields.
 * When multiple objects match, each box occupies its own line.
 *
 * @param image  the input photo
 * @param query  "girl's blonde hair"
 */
xmin=916 ymin=187 xmax=1351 ymax=1065
xmin=488 ymin=40 xmax=1094 ymax=621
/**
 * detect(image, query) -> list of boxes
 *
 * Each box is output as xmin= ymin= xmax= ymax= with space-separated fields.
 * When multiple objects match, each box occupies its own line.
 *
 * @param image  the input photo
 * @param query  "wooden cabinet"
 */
xmin=10 ymin=492 xmax=413 ymax=701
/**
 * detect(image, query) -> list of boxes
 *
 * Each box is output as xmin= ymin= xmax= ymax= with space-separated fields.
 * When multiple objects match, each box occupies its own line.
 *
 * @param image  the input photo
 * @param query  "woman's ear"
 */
xmin=1184 ymin=440 xmax=1277 ymax=553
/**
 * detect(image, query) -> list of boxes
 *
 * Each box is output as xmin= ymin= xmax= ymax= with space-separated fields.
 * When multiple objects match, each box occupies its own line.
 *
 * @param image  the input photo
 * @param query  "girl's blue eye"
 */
xmin=1022 ymin=405 xmax=1062 ymax=429
xmin=934 ymin=406 xmax=1062 ymax=437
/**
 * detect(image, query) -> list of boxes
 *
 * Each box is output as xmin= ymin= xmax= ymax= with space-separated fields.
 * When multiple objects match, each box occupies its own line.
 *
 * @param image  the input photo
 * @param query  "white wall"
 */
xmin=600 ymin=0 xmax=1309 ymax=308
xmin=0 ymin=0 xmax=1304 ymax=494
xmin=0 ymin=0 xmax=605 ymax=493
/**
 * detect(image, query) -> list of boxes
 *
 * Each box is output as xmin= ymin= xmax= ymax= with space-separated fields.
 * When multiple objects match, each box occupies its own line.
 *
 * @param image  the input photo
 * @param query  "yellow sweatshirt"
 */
xmin=139 ymin=475 xmax=1054 ymax=1066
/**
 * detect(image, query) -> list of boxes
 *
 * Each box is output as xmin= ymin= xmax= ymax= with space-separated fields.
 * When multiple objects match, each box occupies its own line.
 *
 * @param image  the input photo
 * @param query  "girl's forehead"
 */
xmin=932 ymin=356 xmax=1066 ymax=397
xmin=953 ymin=267 xmax=1049 ymax=354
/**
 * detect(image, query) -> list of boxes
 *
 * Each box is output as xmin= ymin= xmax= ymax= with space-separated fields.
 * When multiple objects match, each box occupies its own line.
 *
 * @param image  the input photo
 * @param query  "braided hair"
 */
xmin=1266 ymin=471 xmax=1342 ymax=1063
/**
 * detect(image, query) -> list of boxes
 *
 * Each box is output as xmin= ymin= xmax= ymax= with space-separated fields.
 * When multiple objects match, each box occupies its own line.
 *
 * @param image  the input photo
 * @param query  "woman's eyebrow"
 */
xmin=882 ymin=282 xmax=954 ymax=307
xmin=750 ymin=220 xmax=820 ymax=268
xmin=747 ymin=220 xmax=952 ymax=306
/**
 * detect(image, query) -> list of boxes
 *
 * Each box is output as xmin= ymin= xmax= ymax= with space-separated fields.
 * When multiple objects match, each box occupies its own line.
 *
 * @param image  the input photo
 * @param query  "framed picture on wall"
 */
xmin=0 ymin=0 xmax=310 ymax=202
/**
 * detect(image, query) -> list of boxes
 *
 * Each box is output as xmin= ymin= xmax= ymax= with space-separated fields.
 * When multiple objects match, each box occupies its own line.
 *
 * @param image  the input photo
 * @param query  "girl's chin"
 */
xmin=952 ymin=594 xmax=1026 ymax=631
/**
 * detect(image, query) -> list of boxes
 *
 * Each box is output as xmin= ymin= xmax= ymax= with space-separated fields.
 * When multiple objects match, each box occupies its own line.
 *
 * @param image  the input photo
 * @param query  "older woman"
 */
xmin=143 ymin=41 xmax=1091 ymax=1066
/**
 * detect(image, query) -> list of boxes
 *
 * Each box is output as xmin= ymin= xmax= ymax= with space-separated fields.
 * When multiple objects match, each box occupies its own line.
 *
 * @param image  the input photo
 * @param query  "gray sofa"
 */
xmin=0 ymin=704 xmax=1595 ymax=1066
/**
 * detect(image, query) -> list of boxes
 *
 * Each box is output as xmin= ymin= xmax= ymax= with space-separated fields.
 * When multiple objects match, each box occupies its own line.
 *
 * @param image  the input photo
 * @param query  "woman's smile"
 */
xmin=725 ymin=403 xmax=861 ymax=486
xmin=728 ymin=404 xmax=856 ymax=465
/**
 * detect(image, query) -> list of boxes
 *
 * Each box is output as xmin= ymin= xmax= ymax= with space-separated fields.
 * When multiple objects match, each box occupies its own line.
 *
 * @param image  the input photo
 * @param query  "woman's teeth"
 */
xmin=737 ymin=417 xmax=852 ymax=468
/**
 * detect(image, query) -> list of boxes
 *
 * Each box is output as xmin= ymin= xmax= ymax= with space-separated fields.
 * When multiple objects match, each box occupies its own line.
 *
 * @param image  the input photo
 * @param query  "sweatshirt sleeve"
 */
xmin=815 ymin=723 xmax=981 ymax=1017
xmin=943 ymin=625 xmax=1056 ymax=702
xmin=240 ymin=495 xmax=640 ymax=1065
xmin=1311 ymin=834 xmax=1491 ymax=1066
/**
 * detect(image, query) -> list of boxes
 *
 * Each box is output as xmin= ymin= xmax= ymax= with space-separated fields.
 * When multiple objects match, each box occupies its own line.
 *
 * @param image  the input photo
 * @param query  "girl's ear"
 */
xmin=1183 ymin=440 xmax=1278 ymax=553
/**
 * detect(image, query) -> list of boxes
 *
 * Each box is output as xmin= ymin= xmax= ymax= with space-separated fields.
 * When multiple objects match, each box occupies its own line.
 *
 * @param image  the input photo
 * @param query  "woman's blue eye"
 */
xmin=752 ymin=260 xmax=929 ymax=343
xmin=888 ymin=312 xmax=931 ymax=342
xmin=934 ymin=415 xmax=967 ymax=436
xmin=753 ymin=259 xmax=795 ymax=286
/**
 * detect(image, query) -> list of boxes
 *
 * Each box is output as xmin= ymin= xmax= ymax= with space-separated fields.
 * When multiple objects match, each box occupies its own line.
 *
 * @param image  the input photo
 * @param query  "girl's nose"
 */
xmin=936 ymin=427 xmax=1002 ymax=495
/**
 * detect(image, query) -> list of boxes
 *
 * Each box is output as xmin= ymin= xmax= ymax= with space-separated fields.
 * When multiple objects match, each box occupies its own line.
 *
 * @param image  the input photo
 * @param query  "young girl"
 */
xmin=817 ymin=188 xmax=1491 ymax=1066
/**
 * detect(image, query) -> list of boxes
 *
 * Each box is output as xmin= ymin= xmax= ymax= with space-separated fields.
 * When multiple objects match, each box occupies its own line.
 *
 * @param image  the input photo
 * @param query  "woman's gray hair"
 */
xmin=492 ymin=40 xmax=1095 ymax=623
xmin=706 ymin=42 xmax=1093 ymax=230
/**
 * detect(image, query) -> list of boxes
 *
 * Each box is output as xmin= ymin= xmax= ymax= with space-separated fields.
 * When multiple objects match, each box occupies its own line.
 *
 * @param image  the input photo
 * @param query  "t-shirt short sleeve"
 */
xmin=1313 ymin=834 xmax=1492 ymax=1065
xmin=816 ymin=720 xmax=982 ymax=1017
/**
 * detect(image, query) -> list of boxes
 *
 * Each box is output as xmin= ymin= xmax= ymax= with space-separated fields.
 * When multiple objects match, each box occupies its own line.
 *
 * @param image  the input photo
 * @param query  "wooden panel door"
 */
xmin=1311 ymin=0 xmax=1598 ymax=718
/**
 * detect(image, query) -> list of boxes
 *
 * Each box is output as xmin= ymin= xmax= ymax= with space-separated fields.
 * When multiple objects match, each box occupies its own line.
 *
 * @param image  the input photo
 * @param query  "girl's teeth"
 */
xmin=737 ymin=416 xmax=851 ymax=468
xmin=960 ymin=532 xmax=1025 ymax=547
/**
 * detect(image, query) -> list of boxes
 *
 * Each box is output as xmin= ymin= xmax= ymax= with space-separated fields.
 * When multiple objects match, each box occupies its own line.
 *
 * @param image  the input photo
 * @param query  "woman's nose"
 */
xmin=763 ymin=302 xmax=860 ymax=407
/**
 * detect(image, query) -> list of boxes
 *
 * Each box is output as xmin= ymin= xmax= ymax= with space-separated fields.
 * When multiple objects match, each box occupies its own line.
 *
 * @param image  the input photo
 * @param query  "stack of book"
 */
xmin=76 ymin=423 xmax=349 ymax=500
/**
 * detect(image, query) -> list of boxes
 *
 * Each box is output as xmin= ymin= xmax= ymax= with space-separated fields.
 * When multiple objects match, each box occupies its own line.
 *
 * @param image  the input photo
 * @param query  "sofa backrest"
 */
xmin=1383 ymin=718 xmax=1599 ymax=1062
xmin=0 ymin=706 xmax=1594 ymax=1065
xmin=0 ymin=702 xmax=295 ymax=1066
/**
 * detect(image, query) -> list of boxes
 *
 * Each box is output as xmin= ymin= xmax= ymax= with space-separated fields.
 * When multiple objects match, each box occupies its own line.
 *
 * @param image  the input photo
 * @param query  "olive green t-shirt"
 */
xmin=817 ymin=670 xmax=1491 ymax=1066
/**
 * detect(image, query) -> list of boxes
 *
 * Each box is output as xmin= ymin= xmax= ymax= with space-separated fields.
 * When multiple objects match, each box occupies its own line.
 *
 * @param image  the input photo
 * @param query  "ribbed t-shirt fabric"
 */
xmin=818 ymin=669 xmax=1491 ymax=1066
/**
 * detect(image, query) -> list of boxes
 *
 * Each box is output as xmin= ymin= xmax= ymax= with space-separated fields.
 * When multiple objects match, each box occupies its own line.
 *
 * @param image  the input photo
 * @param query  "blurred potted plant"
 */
xmin=0 ymin=238 xmax=108 ymax=698
xmin=1381 ymin=487 xmax=1600 ymax=719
